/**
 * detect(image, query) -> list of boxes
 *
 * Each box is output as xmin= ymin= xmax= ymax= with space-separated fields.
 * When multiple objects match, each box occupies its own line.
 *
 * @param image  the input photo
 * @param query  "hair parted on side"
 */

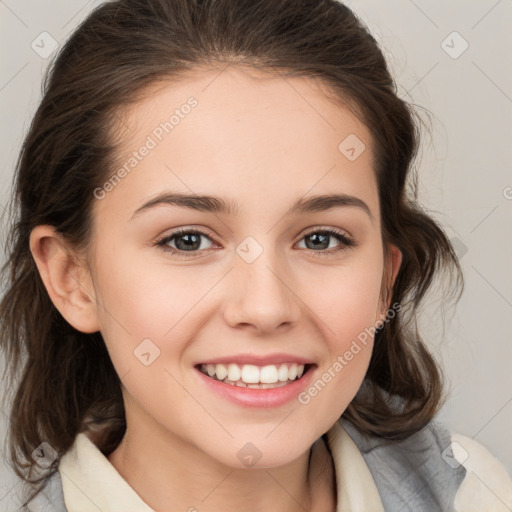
xmin=0 ymin=0 xmax=463 ymax=499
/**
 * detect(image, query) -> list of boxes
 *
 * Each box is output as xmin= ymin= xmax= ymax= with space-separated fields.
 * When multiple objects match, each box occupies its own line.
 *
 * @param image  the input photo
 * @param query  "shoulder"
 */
xmin=22 ymin=471 xmax=67 ymax=512
xmin=340 ymin=418 xmax=512 ymax=512
xmin=450 ymin=432 xmax=512 ymax=512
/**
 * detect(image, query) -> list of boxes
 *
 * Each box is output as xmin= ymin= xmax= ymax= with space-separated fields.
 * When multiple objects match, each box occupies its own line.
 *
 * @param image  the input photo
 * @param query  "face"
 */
xmin=81 ymin=65 xmax=399 ymax=469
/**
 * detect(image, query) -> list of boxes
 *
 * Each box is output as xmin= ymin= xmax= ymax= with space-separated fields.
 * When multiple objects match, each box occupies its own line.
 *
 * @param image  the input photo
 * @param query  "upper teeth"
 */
xmin=200 ymin=363 xmax=305 ymax=384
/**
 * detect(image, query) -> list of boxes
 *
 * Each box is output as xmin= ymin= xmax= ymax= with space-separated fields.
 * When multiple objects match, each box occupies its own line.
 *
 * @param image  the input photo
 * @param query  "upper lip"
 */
xmin=196 ymin=353 xmax=315 ymax=366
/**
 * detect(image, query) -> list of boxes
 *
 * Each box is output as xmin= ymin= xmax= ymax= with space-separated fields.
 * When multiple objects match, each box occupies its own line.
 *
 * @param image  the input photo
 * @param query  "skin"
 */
xmin=30 ymin=65 xmax=402 ymax=512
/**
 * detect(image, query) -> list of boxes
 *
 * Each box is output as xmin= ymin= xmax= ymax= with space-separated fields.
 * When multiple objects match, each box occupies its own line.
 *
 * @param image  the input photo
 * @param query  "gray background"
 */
xmin=1 ymin=0 xmax=511 ymax=509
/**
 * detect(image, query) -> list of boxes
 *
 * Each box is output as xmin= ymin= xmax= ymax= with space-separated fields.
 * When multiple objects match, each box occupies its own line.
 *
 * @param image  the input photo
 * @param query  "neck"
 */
xmin=106 ymin=417 xmax=336 ymax=512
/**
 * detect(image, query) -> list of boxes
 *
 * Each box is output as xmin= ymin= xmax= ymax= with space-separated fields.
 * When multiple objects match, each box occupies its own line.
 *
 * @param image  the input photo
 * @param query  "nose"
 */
xmin=222 ymin=242 xmax=302 ymax=335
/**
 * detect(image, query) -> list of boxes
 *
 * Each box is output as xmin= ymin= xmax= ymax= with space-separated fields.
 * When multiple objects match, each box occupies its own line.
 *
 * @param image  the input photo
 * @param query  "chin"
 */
xmin=196 ymin=429 xmax=315 ymax=471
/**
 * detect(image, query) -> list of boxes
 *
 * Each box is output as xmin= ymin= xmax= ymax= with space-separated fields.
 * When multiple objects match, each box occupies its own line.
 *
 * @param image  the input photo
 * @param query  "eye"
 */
xmin=154 ymin=227 xmax=356 ymax=258
xmin=296 ymin=228 xmax=356 ymax=256
xmin=155 ymin=228 xmax=215 ymax=257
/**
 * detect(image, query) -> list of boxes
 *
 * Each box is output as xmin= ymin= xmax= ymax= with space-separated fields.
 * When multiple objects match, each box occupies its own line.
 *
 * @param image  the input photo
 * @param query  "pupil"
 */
xmin=307 ymin=233 xmax=328 ymax=250
xmin=177 ymin=233 xmax=200 ymax=251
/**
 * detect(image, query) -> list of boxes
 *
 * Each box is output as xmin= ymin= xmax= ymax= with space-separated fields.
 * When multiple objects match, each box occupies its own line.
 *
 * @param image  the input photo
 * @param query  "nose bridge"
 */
xmin=223 ymin=234 xmax=301 ymax=331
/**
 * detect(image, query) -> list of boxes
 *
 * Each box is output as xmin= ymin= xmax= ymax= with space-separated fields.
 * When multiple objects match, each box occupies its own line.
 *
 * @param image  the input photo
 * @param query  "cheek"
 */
xmin=91 ymin=255 xmax=212 ymax=434
xmin=91 ymin=246 xmax=211 ymax=368
xmin=303 ymin=253 xmax=384 ymax=345
xmin=299 ymin=250 xmax=383 ymax=402
xmin=299 ymin=282 xmax=379 ymax=423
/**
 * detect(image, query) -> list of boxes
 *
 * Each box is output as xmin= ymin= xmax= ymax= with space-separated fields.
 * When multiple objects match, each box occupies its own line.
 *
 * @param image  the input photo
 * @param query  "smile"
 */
xmin=197 ymin=362 xmax=310 ymax=389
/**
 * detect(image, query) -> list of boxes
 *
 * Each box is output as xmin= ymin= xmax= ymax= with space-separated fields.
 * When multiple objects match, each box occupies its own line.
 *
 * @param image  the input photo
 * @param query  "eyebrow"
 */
xmin=130 ymin=192 xmax=374 ymax=222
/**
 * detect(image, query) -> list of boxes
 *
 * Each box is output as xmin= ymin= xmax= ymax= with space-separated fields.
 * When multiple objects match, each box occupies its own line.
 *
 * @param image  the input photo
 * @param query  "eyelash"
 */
xmin=154 ymin=227 xmax=357 ymax=258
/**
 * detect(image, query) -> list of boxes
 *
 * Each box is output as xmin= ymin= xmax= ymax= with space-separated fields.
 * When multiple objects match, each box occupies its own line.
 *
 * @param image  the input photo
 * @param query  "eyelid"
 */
xmin=154 ymin=226 xmax=217 ymax=250
xmin=299 ymin=225 xmax=353 ymax=241
xmin=156 ymin=225 xmax=353 ymax=243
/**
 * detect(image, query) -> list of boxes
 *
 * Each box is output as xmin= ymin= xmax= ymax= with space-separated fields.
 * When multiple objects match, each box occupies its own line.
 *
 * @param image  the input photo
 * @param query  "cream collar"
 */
xmin=59 ymin=420 xmax=384 ymax=511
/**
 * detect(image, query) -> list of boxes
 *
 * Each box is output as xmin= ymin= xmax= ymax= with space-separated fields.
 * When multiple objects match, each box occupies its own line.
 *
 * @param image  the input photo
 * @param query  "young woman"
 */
xmin=1 ymin=0 xmax=510 ymax=510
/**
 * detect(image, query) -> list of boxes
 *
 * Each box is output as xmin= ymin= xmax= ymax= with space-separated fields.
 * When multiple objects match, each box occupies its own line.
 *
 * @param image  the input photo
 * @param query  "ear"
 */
xmin=29 ymin=225 xmax=100 ymax=333
xmin=377 ymin=243 xmax=402 ymax=321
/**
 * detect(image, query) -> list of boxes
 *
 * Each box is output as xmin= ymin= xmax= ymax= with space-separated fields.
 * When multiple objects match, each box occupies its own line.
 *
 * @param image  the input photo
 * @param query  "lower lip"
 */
xmin=195 ymin=366 xmax=315 ymax=408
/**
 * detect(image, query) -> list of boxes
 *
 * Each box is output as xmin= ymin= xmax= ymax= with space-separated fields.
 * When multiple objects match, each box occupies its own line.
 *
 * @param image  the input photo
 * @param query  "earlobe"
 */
xmin=389 ymin=244 xmax=402 ymax=288
xmin=29 ymin=225 xmax=100 ymax=333
xmin=378 ymin=243 xmax=403 ymax=320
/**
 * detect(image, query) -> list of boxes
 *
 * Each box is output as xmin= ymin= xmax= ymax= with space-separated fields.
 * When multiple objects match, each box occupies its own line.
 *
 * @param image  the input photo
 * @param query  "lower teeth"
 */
xmin=221 ymin=379 xmax=291 ymax=389
xmin=204 ymin=374 xmax=295 ymax=388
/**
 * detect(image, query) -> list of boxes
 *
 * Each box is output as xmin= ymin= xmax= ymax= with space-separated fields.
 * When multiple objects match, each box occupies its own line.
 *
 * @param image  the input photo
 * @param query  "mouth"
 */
xmin=196 ymin=362 xmax=314 ymax=389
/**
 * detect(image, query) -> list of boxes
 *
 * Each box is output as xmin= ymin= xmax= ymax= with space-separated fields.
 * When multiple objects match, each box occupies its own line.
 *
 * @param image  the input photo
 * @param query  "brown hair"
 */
xmin=0 ymin=0 xmax=463 ymax=500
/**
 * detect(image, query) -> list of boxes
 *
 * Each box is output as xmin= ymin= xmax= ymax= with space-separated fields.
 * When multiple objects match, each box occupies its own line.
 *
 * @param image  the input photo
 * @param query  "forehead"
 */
xmin=97 ymin=65 xmax=377 ymax=220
